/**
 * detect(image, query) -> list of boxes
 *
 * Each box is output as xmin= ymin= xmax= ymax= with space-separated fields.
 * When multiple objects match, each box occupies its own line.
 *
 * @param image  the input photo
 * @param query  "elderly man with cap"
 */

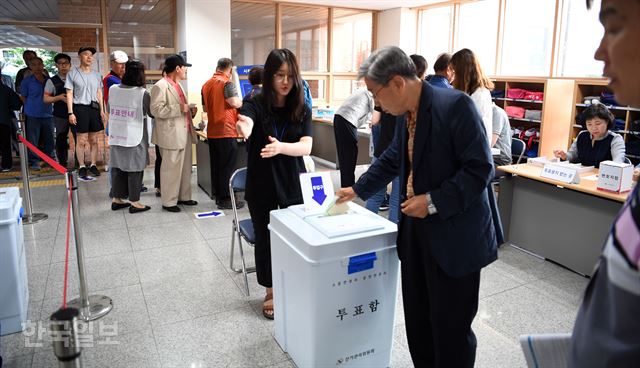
xmin=103 ymin=50 xmax=128 ymax=106
xmin=65 ymin=46 xmax=106 ymax=179
xmin=150 ymin=54 xmax=198 ymax=212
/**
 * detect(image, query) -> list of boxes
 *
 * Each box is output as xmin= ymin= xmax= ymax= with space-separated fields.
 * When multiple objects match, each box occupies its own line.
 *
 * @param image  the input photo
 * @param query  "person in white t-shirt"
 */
xmin=450 ymin=48 xmax=494 ymax=147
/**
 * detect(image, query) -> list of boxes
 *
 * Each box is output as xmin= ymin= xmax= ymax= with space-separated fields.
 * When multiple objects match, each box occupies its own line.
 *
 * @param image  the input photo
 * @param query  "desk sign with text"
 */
xmin=300 ymin=171 xmax=334 ymax=213
xmin=597 ymin=160 xmax=633 ymax=193
xmin=540 ymin=163 xmax=580 ymax=184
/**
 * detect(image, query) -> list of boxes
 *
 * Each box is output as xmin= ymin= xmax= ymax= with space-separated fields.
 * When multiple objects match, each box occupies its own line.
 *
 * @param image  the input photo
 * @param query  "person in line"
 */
xmin=0 ymin=78 xmax=21 ymax=171
xmin=427 ymin=52 xmax=453 ymax=89
xmin=409 ymin=54 xmax=428 ymax=80
xmin=236 ymin=48 xmax=312 ymax=320
xmin=20 ymin=57 xmax=54 ymax=171
xmin=553 ymin=103 xmax=624 ymax=168
xmin=65 ymin=47 xmax=106 ymax=178
xmin=103 ymin=50 xmax=128 ymax=105
xmin=15 ymin=50 xmax=43 ymax=93
xmin=202 ymin=58 xmax=243 ymax=210
xmin=568 ymin=1 xmax=640 ymax=366
xmin=491 ymin=104 xmax=512 ymax=167
xmin=450 ymin=48 xmax=493 ymax=147
xmin=150 ymin=54 xmax=198 ymax=212
xmin=44 ymin=53 xmax=73 ymax=168
xmin=153 ymin=66 xmax=166 ymax=198
xmin=335 ymin=46 xmax=496 ymax=368
xmin=332 ymin=88 xmax=377 ymax=188
xmin=108 ymin=60 xmax=152 ymax=214
xmin=243 ymin=66 xmax=263 ymax=103
xmin=1 ymin=61 xmax=20 ymax=159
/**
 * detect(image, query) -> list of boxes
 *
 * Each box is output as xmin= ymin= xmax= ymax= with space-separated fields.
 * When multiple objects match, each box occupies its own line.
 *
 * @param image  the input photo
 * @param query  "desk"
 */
xmin=498 ymin=164 xmax=629 ymax=276
xmin=310 ymin=118 xmax=371 ymax=169
xmin=195 ymin=131 xmax=247 ymax=199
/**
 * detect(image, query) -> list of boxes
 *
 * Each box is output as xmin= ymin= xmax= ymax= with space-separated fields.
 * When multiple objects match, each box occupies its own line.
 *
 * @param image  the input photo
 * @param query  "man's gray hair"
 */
xmin=358 ymin=46 xmax=417 ymax=85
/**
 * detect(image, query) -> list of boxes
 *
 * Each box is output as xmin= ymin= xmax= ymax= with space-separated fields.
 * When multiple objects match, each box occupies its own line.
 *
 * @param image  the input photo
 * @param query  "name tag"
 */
xmin=540 ymin=164 xmax=579 ymax=184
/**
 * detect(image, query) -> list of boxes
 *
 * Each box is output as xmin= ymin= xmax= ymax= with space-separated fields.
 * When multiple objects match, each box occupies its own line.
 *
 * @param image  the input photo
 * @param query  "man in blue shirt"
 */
xmin=19 ymin=57 xmax=54 ymax=170
xmin=427 ymin=52 xmax=453 ymax=89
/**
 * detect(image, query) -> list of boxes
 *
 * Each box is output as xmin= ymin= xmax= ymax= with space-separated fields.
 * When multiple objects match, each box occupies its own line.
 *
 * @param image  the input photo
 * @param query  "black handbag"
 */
xmin=90 ymin=101 xmax=100 ymax=110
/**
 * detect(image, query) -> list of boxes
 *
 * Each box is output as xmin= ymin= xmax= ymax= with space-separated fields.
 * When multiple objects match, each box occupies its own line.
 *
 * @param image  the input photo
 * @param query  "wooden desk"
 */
xmin=497 ymin=163 xmax=630 ymax=276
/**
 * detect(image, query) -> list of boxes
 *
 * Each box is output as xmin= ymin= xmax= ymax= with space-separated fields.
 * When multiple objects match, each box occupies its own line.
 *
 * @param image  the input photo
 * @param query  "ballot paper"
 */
xmin=324 ymin=197 xmax=349 ymax=216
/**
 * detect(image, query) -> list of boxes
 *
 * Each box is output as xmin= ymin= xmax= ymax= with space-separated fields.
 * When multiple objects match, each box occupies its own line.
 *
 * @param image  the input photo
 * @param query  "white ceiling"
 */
xmin=279 ymin=0 xmax=445 ymax=10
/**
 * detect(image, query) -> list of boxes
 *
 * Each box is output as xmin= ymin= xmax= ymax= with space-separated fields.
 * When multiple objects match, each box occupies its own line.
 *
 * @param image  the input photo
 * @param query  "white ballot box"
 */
xmin=269 ymin=203 xmax=399 ymax=368
xmin=0 ymin=187 xmax=27 ymax=336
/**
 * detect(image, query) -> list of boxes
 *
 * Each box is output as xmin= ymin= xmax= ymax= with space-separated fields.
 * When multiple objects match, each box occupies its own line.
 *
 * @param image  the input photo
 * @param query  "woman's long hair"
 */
xmin=450 ymin=48 xmax=493 ymax=94
xmin=121 ymin=60 xmax=146 ymax=87
xmin=261 ymin=48 xmax=306 ymax=124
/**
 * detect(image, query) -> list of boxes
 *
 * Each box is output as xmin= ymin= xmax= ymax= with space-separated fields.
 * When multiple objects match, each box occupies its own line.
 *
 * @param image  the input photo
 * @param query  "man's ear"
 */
xmin=390 ymin=75 xmax=406 ymax=92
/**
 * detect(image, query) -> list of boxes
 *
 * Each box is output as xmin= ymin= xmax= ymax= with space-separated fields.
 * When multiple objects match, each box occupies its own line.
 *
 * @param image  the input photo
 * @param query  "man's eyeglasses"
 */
xmin=371 ymin=83 xmax=388 ymax=100
xmin=274 ymin=73 xmax=293 ymax=83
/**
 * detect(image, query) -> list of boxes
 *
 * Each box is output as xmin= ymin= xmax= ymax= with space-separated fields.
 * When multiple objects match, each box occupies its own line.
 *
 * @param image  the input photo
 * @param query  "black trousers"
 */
xmin=54 ymin=116 xmax=76 ymax=167
xmin=400 ymin=217 xmax=481 ymax=368
xmin=333 ymin=114 xmax=358 ymax=187
xmin=111 ymin=168 xmax=143 ymax=202
xmin=209 ymin=138 xmax=237 ymax=202
xmin=248 ymin=198 xmax=280 ymax=288
xmin=0 ymin=123 xmax=12 ymax=169
xmin=154 ymin=145 xmax=162 ymax=190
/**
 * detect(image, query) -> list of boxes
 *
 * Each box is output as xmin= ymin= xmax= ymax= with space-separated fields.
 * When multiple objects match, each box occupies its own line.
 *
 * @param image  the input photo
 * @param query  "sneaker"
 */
xmin=89 ymin=165 xmax=101 ymax=177
xmin=78 ymin=166 xmax=88 ymax=178
xmin=1 ymin=167 xmax=11 ymax=172
xmin=30 ymin=163 xmax=41 ymax=171
xmin=216 ymin=199 xmax=244 ymax=210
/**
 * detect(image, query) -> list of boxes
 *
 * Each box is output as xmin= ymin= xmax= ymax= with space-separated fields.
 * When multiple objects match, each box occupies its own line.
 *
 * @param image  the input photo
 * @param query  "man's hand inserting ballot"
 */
xmin=335 ymin=187 xmax=356 ymax=204
xmin=401 ymin=194 xmax=428 ymax=219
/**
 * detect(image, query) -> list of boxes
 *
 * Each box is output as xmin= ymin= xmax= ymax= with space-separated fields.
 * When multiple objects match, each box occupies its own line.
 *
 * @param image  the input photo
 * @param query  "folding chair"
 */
xmin=228 ymin=167 xmax=255 ymax=296
xmin=512 ymin=137 xmax=527 ymax=165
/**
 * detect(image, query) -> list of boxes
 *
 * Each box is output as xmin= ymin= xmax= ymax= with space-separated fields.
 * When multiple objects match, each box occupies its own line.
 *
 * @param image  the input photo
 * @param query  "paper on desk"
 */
xmin=582 ymin=174 xmax=598 ymax=181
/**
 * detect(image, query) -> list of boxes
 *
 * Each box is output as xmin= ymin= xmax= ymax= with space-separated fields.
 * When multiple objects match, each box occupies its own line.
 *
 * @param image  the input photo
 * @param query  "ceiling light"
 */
xmin=128 ymin=22 xmax=138 ymax=26
xmin=120 ymin=4 xmax=134 ymax=10
xmin=141 ymin=5 xmax=154 ymax=11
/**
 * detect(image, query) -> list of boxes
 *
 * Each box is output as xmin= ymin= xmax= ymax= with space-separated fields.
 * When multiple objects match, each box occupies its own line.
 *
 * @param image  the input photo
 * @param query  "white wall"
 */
xmin=376 ymin=7 xmax=417 ymax=56
xmin=176 ymin=0 xmax=232 ymax=97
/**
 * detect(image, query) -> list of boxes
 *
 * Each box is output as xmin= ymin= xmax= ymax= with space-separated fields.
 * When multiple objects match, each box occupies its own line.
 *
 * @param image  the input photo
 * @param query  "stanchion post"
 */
xmin=65 ymin=170 xmax=113 ymax=321
xmin=17 ymin=125 xmax=48 ymax=224
xmin=50 ymin=307 xmax=83 ymax=368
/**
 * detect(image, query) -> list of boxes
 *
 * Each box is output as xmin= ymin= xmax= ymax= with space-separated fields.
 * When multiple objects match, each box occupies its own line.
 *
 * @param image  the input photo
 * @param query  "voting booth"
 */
xmin=0 ymin=187 xmax=27 ymax=336
xmin=269 ymin=172 xmax=399 ymax=367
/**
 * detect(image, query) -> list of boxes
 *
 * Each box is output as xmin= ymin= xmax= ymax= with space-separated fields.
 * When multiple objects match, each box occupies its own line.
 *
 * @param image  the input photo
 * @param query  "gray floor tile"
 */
xmin=0 ymin=354 xmax=32 ymax=368
xmin=142 ymin=268 xmax=246 ymax=327
xmin=123 ymin=204 xmax=192 ymax=229
xmin=44 ymin=253 xmax=140 ymax=301
xmin=27 ymin=263 xmax=49 ymax=302
xmin=0 ymin=300 xmax=43 ymax=360
xmin=473 ymin=319 xmax=527 ymax=368
xmin=491 ymin=245 xmax=567 ymax=283
xmin=51 ymin=227 xmax=132 ymax=263
xmin=128 ymin=220 xmax=204 ymax=251
xmin=390 ymin=341 xmax=413 ymax=368
xmin=24 ymin=237 xmax=55 ymax=267
xmin=134 ymin=241 xmax=224 ymax=284
xmin=75 ymin=208 xmax=127 ymax=233
xmin=153 ymin=306 xmax=286 ymax=368
xmin=479 ymin=268 xmax=524 ymax=299
xmin=194 ymin=213 xmax=237 ymax=240
xmin=523 ymin=269 xmax=589 ymax=309
xmin=22 ymin=217 xmax=60 ymax=242
xmin=477 ymin=285 xmax=577 ymax=339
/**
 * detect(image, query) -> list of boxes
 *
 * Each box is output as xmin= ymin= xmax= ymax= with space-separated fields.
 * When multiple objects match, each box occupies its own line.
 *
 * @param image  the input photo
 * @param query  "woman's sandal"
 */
xmin=263 ymin=293 xmax=274 ymax=320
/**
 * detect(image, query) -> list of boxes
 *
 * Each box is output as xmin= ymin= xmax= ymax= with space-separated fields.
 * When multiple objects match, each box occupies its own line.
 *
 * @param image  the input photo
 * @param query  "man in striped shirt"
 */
xmin=568 ymin=1 xmax=640 ymax=366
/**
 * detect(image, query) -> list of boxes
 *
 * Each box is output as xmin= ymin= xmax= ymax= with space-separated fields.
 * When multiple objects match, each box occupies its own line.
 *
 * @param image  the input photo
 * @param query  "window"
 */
xmin=500 ymin=0 xmax=556 ymax=76
xmin=281 ymin=5 xmax=328 ymax=72
xmin=332 ymin=9 xmax=372 ymax=72
xmin=417 ymin=6 xmax=453 ymax=75
xmin=455 ymin=0 xmax=500 ymax=75
xmin=107 ymin=0 xmax=175 ymax=71
xmin=231 ymin=2 xmax=276 ymax=66
xmin=0 ymin=0 xmax=101 ymax=23
xmin=556 ymin=0 xmax=604 ymax=77
xmin=332 ymin=78 xmax=366 ymax=104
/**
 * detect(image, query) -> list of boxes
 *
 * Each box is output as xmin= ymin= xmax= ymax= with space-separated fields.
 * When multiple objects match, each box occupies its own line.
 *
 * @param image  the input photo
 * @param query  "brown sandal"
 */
xmin=263 ymin=293 xmax=274 ymax=320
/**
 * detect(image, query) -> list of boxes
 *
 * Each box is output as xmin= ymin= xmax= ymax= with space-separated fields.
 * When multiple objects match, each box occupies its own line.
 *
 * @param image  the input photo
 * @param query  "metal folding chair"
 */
xmin=228 ymin=167 xmax=255 ymax=296
xmin=512 ymin=138 xmax=527 ymax=165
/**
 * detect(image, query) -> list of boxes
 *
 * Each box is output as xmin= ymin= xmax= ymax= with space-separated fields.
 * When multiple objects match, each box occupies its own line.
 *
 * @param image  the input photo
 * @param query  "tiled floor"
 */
xmin=1 ymin=167 xmax=589 ymax=368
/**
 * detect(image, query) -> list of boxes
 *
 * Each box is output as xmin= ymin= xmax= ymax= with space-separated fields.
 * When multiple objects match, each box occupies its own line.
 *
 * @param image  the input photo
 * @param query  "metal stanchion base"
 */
xmin=67 ymin=295 xmax=113 ymax=321
xmin=22 ymin=212 xmax=48 ymax=224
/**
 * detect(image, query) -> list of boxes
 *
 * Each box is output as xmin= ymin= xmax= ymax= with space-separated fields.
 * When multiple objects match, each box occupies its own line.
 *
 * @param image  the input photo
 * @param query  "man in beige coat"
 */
xmin=150 ymin=55 xmax=198 ymax=212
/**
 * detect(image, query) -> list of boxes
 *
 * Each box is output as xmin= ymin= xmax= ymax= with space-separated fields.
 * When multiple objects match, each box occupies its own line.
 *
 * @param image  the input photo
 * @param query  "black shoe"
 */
xmin=78 ymin=167 xmax=88 ymax=178
xmin=111 ymin=202 xmax=131 ymax=211
xmin=162 ymin=205 xmax=181 ymax=212
xmin=129 ymin=205 xmax=151 ymax=214
xmin=141 ymin=186 xmax=148 ymax=193
xmin=155 ymin=191 xmax=161 ymax=197
xmin=216 ymin=200 xmax=233 ymax=210
xmin=89 ymin=165 xmax=101 ymax=176
xmin=178 ymin=200 xmax=198 ymax=206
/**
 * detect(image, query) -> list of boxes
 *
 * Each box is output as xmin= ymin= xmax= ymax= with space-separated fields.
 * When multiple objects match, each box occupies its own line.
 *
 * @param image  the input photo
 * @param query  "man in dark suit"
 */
xmin=0 ymin=82 xmax=22 ymax=171
xmin=336 ymin=46 xmax=497 ymax=368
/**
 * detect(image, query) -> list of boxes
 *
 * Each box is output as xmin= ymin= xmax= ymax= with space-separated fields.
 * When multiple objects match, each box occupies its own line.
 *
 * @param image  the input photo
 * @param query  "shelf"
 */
xmin=575 ymin=103 xmax=640 ymax=112
xmin=493 ymin=97 xmax=544 ymax=104
xmin=509 ymin=117 xmax=542 ymax=124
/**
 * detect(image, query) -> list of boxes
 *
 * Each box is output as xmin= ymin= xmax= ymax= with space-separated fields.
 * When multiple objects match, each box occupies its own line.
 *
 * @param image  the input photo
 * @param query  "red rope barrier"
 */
xmin=17 ymin=134 xmax=67 ymax=174
xmin=62 ymin=180 xmax=72 ymax=308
